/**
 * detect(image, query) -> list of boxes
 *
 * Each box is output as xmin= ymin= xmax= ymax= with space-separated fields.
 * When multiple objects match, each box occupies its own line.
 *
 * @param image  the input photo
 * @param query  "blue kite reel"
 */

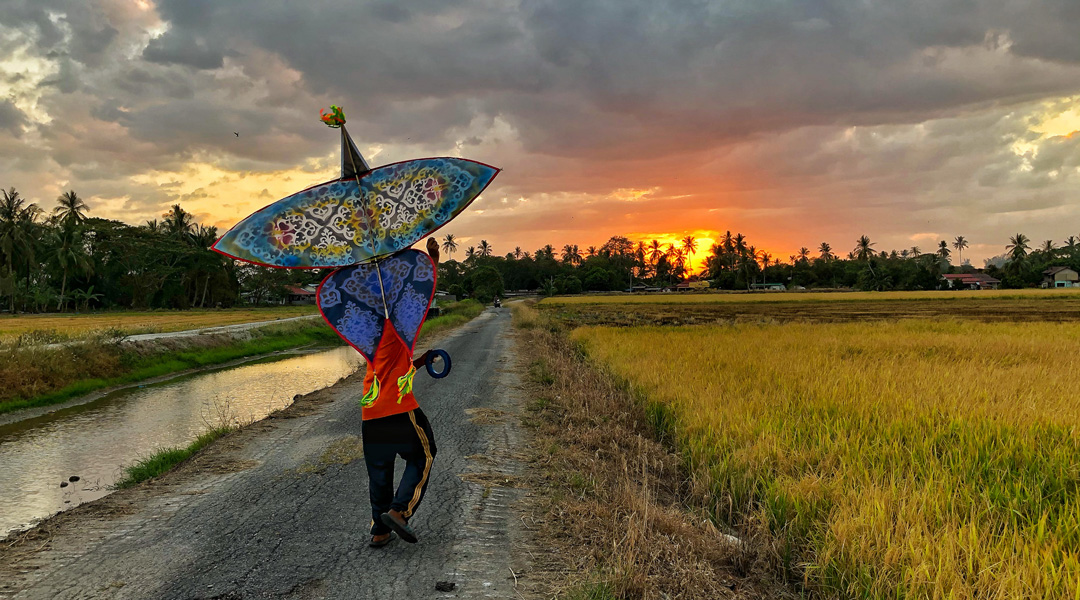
xmin=425 ymin=349 xmax=452 ymax=379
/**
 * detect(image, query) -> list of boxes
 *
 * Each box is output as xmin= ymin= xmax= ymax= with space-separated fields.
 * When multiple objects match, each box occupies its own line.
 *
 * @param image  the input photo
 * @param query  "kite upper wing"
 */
xmin=212 ymin=157 xmax=499 ymax=268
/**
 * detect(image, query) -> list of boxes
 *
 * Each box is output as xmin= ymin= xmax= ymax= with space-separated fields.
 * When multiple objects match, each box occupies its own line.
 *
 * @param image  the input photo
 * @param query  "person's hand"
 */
xmin=426 ymin=237 xmax=440 ymax=262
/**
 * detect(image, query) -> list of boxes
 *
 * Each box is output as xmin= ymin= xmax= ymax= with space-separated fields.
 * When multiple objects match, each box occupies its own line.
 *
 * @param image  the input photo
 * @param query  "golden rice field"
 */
xmin=0 ymin=306 xmax=319 ymax=343
xmin=545 ymin=287 xmax=1080 ymax=305
xmin=573 ymin=320 xmax=1080 ymax=598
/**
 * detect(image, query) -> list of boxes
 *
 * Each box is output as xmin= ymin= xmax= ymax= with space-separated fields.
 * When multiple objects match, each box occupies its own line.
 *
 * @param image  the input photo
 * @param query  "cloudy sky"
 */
xmin=2 ymin=0 xmax=1080 ymax=268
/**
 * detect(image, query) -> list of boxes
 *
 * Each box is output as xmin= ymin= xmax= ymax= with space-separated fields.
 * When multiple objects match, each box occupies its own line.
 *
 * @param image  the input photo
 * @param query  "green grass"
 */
xmin=0 ymin=321 xmax=343 ymax=415
xmin=113 ymin=425 xmax=234 ymax=488
xmin=419 ymin=299 xmax=485 ymax=339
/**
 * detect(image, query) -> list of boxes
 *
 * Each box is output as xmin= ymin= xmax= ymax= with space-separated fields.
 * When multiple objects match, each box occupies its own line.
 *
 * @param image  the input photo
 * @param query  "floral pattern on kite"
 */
xmin=213 ymin=158 xmax=498 ymax=268
xmin=317 ymin=249 xmax=436 ymax=363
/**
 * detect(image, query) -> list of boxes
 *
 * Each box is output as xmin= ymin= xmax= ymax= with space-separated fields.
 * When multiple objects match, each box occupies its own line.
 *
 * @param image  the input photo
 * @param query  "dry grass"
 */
xmin=574 ymin=320 xmax=1080 ymax=599
xmin=0 ymin=306 xmax=318 ymax=343
xmin=514 ymin=302 xmax=785 ymax=599
xmin=543 ymin=288 xmax=1080 ymax=305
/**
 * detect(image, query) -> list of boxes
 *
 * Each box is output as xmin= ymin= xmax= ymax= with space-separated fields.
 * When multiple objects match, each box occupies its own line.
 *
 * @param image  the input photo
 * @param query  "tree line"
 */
xmin=0 ymin=187 xmax=331 ymax=313
xmin=436 ymin=231 xmax=1080 ymax=299
xmin=2 ymin=184 xmax=1077 ymax=313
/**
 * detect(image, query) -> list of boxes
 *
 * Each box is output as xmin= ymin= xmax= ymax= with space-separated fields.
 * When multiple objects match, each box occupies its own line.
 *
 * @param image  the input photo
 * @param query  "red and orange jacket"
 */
xmin=360 ymin=320 xmax=420 ymax=420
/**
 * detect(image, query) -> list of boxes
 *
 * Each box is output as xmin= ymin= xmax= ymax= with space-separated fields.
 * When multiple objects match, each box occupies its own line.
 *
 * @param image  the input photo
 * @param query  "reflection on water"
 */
xmin=0 ymin=346 xmax=363 ymax=537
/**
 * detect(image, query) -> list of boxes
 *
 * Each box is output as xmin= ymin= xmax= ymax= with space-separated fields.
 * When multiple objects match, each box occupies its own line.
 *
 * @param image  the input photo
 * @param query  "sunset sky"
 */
xmin=2 ymin=1 xmax=1080 ymax=270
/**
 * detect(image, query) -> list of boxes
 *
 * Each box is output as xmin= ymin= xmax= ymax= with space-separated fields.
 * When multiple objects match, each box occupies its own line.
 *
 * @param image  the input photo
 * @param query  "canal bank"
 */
xmin=0 ymin=317 xmax=339 ymax=418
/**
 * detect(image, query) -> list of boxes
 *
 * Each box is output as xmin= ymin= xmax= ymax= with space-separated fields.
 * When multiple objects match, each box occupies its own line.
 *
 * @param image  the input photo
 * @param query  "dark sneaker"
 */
xmin=369 ymin=532 xmax=395 ymax=548
xmin=380 ymin=512 xmax=418 ymax=544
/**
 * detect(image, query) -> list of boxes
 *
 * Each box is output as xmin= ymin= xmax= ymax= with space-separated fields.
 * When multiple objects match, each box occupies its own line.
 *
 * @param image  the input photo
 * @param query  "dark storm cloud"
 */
xmin=2 ymin=0 xmax=1080 ymax=254
xmin=0 ymin=100 xmax=28 ymax=136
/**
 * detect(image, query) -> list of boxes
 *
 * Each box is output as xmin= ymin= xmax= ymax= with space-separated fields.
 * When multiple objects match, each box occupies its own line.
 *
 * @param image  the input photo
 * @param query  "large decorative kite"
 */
xmin=213 ymin=106 xmax=499 ymax=383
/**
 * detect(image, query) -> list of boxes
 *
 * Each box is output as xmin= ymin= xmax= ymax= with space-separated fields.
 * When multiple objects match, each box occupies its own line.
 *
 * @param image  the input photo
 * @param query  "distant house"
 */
xmin=285 ymin=285 xmax=317 ymax=305
xmin=675 ymin=281 xmax=710 ymax=292
xmin=1042 ymin=266 xmax=1079 ymax=288
xmin=942 ymin=273 xmax=1001 ymax=290
xmin=750 ymin=283 xmax=786 ymax=291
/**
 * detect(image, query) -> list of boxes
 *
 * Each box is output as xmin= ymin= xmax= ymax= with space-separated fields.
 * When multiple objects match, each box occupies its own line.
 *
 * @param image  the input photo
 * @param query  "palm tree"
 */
xmin=53 ymin=190 xmax=88 ymax=228
xmin=586 ymin=246 xmax=598 ymax=257
xmin=681 ymin=235 xmax=698 ymax=267
xmin=50 ymin=227 xmax=92 ymax=310
xmin=1041 ymin=239 xmax=1056 ymax=256
xmin=561 ymin=244 xmax=581 ymax=265
xmin=163 ymin=204 xmax=195 ymax=240
xmin=937 ymin=240 xmax=951 ymax=260
xmin=797 ymin=247 xmax=810 ymax=262
xmin=441 ymin=234 xmax=458 ymax=260
xmin=648 ymin=239 xmax=663 ymax=266
xmin=1006 ymin=233 xmax=1030 ymax=262
xmin=952 ymin=236 xmax=968 ymax=266
xmin=0 ymin=188 xmax=41 ymax=313
xmin=479 ymin=240 xmax=492 ymax=257
xmin=465 ymin=246 xmax=477 ymax=261
xmin=145 ymin=219 xmax=160 ymax=233
xmin=853 ymin=235 xmax=875 ymax=261
xmin=513 ymin=246 xmax=523 ymax=259
xmin=818 ymin=242 xmax=833 ymax=261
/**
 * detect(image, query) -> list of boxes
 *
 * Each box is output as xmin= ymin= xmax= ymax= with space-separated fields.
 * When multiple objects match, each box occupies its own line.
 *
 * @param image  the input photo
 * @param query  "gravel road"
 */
xmin=3 ymin=307 xmax=539 ymax=599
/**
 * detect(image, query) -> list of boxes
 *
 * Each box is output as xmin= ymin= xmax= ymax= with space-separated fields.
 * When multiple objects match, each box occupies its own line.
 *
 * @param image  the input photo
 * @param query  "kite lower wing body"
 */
xmin=317 ymin=249 xmax=436 ymax=362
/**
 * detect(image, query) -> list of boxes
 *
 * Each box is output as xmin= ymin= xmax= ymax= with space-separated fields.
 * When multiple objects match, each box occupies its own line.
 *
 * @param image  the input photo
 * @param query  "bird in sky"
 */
xmin=234 ymin=132 xmax=239 ymax=137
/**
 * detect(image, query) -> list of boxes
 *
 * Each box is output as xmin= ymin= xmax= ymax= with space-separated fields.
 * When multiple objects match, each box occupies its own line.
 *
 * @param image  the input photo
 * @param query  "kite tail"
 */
xmin=396 ymin=366 xmax=417 ymax=403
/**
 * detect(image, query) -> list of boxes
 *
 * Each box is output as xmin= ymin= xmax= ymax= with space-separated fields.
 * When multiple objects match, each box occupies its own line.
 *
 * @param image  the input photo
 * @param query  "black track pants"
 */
xmin=361 ymin=408 xmax=438 ymax=535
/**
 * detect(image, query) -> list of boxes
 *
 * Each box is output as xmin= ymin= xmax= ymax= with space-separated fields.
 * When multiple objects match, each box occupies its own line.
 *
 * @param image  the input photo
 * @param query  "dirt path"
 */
xmin=1 ymin=308 xmax=537 ymax=599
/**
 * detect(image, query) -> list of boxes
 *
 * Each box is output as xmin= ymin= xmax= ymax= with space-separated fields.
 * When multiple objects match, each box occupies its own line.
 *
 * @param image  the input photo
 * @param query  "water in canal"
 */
xmin=0 ymin=346 xmax=364 ymax=537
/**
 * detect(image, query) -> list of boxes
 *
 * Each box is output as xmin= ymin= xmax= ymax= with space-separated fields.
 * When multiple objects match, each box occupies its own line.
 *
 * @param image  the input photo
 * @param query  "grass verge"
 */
xmin=113 ymin=425 xmax=234 ymax=489
xmin=0 ymin=305 xmax=319 ymax=343
xmin=420 ymin=299 xmax=485 ymax=339
xmin=0 ymin=320 xmax=341 ymax=416
xmin=511 ymin=302 xmax=786 ymax=599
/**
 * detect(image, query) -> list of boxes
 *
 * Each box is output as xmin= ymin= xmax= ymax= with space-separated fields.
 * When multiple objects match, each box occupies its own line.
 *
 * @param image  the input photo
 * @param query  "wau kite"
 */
xmin=213 ymin=106 xmax=499 ymax=386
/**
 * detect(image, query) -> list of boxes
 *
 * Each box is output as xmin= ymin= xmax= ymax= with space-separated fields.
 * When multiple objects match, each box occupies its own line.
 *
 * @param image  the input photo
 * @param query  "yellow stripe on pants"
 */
xmin=404 ymin=410 xmax=433 ymax=518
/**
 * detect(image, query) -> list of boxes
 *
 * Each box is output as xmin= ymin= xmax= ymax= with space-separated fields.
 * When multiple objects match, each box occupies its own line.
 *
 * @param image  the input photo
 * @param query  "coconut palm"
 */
xmin=952 ymin=236 xmax=968 ymax=266
xmin=937 ymin=240 xmax=951 ymax=260
xmin=465 ymin=246 xmax=477 ymax=261
xmin=1041 ymin=239 xmax=1056 ymax=255
xmin=0 ymin=188 xmax=41 ymax=313
xmin=818 ymin=242 xmax=833 ymax=261
xmin=853 ymin=235 xmax=875 ymax=261
xmin=1006 ymin=233 xmax=1030 ymax=262
xmin=909 ymin=246 xmax=920 ymax=258
xmin=681 ymin=235 xmax=698 ymax=266
xmin=647 ymin=239 xmax=663 ymax=266
xmin=512 ymin=246 xmax=522 ymax=259
xmin=797 ymin=247 xmax=810 ymax=262
xmin=586 ymin=245 xmax=598 ymax=258
xmin=561 ymin=244 xmax=581 ymax=265
xmin=441 ymin=234 xmax=458 ymax=260
xmin=53 ymin=190 xmax=88 ymax=228
xmin=163 ymin=204 xmax=195 ymax=240
xmin=478 ymin=240 xmax=492 ymax=257
xmin=50 ymin=227 xmax=92 ymax=311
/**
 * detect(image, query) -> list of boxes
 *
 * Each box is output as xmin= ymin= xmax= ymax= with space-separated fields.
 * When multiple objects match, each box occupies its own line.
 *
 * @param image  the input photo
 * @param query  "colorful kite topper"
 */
xmin=212 ymin=107 xmax=499 ymax=268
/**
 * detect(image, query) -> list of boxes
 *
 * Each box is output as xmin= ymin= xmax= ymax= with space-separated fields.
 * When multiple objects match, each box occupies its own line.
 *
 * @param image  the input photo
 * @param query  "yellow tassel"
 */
xmin=396 ymin=366 xmax=416 ymax=403
xmin=360 ymin=374 xmax=379 ymax=407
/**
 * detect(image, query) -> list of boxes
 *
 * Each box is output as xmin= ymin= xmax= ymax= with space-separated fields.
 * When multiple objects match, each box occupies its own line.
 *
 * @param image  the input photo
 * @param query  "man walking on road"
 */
xmin=362 ymin=237 xmax=442 ymax=547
